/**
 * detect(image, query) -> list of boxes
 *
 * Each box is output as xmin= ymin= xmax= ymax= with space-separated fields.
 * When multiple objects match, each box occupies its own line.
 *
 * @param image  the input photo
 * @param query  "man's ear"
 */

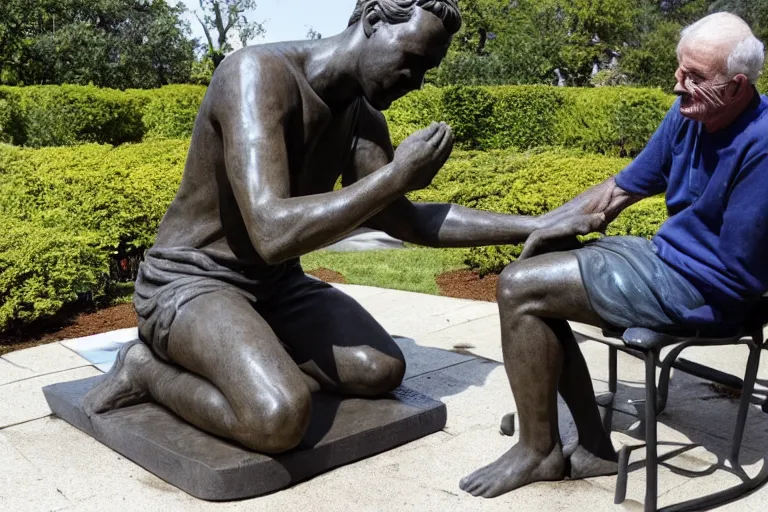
xmin=362 ymin=3 xmax=382 ymax=37
xmin=731 ymin=73 xmax=750 ymax=97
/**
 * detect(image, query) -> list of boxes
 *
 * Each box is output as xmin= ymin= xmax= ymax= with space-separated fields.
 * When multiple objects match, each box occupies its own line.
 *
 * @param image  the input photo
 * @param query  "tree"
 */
xmin=432 ymin=0 xmax=766 ymax=88
xmin=306 ymin=26 xmax=322 ymax=40
xmin=435 ymin=0 xmax=558 ymax=86
xmin=439 ymin=0 xmax=645 ymax=86
xmin=194 ymin=0 xmax=265 ymax=67
xmin=0 ymin=0 xmax=197 ymax=89
xmin=619 ymin=21 xmax=682 ymax=90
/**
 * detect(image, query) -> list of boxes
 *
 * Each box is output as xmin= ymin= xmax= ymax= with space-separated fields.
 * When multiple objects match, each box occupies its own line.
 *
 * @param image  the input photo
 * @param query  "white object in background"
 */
xmin=321 ymin=228 xmax=405 ymax=252
xmin=60 ymin=327 xmax=139 ymax=373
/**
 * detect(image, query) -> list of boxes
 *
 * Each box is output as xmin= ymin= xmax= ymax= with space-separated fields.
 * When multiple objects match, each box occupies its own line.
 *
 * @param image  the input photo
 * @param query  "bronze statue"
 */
xmin=83 ymin=0 xmax=601 ymax=455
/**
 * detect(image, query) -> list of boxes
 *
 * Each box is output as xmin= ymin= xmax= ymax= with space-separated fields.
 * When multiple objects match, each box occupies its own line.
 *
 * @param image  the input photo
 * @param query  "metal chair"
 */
xmin=575 ymin=297 xmax=768 ymax=511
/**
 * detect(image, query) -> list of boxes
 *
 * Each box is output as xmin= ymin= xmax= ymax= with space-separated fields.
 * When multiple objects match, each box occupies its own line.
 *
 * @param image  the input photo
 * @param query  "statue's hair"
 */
xmin=348 ymin=0 xmax=462 ymax=35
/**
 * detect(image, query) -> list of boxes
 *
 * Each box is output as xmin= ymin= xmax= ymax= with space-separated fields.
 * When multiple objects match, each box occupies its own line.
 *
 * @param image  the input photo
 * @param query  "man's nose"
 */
xmin=673 ymin=68 xmax=687 ymax=94
xmin=673 ymin=80 xmax=688 ymax=95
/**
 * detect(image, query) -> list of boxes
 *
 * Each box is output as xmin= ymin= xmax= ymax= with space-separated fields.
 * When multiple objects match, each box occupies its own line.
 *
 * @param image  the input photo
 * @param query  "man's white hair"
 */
xmin=678 ymin=12 xmax=765 ymax=84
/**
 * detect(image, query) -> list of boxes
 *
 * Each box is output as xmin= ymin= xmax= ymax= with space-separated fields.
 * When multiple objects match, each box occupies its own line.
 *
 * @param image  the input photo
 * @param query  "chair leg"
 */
xmin=614 ymin=445 xmax=631 ymax=504
xmin=656 ymin=355 xmax=674 ymax=414
xmin=644 ymin=349 xmax=659 ymax=512
xmin=730 ymin=341 xmax=762 ymax=466
xmin=600 ymin=347 xmax=618 ymax=433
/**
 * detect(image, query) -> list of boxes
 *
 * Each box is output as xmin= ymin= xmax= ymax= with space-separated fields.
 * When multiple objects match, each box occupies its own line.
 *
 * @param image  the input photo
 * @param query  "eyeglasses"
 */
xmin=677 ymin=69 xmax=733 ymax=91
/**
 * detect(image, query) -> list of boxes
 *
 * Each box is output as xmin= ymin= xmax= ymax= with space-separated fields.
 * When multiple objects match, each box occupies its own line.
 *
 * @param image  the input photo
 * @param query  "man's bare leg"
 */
xmin=460 ymin=252 xmax=616 ymax=498
xmin=84 ymin=291 xmax=313 ymax=453
xmin=548 ymin=318 xmax=619 ymax=478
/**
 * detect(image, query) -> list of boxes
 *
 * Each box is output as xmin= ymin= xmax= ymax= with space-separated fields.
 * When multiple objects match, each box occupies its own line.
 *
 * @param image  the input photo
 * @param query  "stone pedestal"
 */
xmin=44 ymin=376 xmax=446 ymax=501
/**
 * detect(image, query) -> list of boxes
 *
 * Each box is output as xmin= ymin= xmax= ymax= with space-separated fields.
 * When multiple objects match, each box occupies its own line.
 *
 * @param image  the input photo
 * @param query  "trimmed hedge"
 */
xmin=0 ymin=218 xmax=106 ymax=331
xmin=8 ymin=82 xmax=768 ymax=155
xmin=386 ymin=85 xmax=675 ymax=157
xmin=555 ymin=88 xmax=675 ymax=156
xmin=384 ymin=86 xmax=443 ymax=151
xmin=131 ymin=85 xmax=207 ymax=139
xmin=0 ymin=84 xmax=208 ymax=148
xmin=0 ymin=140 xmax=187 ymax=330
xmin=0 ymin=98 xmax=11 ymax=143
xmin=0 ymin=83 xmax=675 ymax=157
xmin=0 ymin=85 xmax=147 ymax=147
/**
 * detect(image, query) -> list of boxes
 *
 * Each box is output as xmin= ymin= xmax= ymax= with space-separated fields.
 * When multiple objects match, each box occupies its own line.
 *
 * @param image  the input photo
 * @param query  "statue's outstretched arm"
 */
xmin=348 ymin=102 xmax=603 ymax=248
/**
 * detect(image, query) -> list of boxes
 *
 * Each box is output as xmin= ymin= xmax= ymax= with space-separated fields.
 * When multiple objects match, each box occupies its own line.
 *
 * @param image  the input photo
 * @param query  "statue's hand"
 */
xmin=518 ymin=213 xmax=605 ymax=261
xmin=393 ymin=122 xmax=454 ymax=192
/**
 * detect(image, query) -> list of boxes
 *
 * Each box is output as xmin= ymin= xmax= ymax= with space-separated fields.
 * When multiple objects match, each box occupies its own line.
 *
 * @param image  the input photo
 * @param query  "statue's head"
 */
xmin=673 ymin=12 xmax=764 ymax=123
xmin=348 ymin=0 xmax=461 ymax=110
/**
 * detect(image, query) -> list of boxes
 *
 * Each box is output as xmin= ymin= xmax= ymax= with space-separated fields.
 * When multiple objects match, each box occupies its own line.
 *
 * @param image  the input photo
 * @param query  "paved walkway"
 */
xmin=1 ymin=284 xmax=767 ymax=511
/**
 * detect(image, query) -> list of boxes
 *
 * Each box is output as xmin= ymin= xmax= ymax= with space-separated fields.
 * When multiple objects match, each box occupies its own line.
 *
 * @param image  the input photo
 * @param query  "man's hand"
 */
xmin=518 ymin=213 xmax=606 ymax=261
xmin=393 ymin=122 xmax=454 ymax=192
xmin=540 ymin=177 xmax=640 ymax=227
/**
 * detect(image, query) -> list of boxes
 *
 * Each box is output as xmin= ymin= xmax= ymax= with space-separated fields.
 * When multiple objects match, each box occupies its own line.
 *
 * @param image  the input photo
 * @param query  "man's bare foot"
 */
xmin=83 ymin=340 xmax=152 ymax=416
xmin=567 ymin=444 xmax=619 ymax=480
xmin=459 ymin=442 xmax=566 ymax=498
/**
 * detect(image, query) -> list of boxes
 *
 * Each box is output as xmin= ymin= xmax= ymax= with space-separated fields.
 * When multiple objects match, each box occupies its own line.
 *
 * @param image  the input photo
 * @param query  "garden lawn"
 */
xmin=301 ymin=246 xmax=468 ymax=295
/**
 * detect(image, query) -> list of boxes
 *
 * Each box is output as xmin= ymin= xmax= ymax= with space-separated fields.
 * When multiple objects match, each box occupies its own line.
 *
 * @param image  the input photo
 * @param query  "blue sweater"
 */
xmin=615 ymin=91 xmax=768 ymax=329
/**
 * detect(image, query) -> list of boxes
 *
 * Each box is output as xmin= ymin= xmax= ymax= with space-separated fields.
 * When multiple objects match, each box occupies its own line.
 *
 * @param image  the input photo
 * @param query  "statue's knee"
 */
xmin=348 ymin=347 xmax=405 ymax=396
xmin=234 ymin=387 xmax=312 ymax=453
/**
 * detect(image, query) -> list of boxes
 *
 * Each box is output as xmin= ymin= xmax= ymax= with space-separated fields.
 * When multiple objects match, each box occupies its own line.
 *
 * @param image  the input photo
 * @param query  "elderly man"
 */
xmin=461 ymin=12 xmax=768 ymax=498
xmin=83 ymin=0 xmax=599 ymax=455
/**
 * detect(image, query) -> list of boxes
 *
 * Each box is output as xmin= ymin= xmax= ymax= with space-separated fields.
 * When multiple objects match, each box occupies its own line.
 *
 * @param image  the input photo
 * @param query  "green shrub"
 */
xmin=758 ymin=72 xmax=768 ymax=95
xmin=387 ymin=85 xmax=673 ymax=156
xmin=0 ymin=140 xmax=187 ymax=255
xmin=409 ymin=148 xmax=667 ymax=275
xmin=555 ymin=87 xmax=674 ymax=157
xmin=440 ymin=85 xmax=495 ymax=149
xmin=0 ymin=85 xmax=146 ymax=147
xmin=482 ymin=86 xmax=565 ymax=150
xmin=0 ymin=140 xmax=188 ymax=329
xmin=384 ymin=86 xmax=443 ymax=147
xmin=136 ymin=85 xmax=207 ymax=139
xmin=0 ymin=99 xmax=10 ymax=143
xmin=0 ymin=217 xmax=107 ymax=331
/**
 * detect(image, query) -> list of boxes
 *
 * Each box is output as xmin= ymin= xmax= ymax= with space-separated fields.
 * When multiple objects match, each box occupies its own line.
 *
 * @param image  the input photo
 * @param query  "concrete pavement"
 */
xmin=1 ymin=283 xmax=767 ymax=512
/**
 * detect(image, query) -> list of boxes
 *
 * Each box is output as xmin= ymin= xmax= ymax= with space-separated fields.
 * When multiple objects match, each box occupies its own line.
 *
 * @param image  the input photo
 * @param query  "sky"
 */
xmin=180 ymin=0 xmax=358 ymax=50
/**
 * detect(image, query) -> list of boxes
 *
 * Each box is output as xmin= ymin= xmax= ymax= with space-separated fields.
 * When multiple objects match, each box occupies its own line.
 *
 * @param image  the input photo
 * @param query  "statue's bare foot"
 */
xmin=459 ymin=442 xmax=566 ymax=498
xmin=567 ymin=444 xmax=618 ymax=480
xmin=83 ymin=340 xmax=151 ymax=416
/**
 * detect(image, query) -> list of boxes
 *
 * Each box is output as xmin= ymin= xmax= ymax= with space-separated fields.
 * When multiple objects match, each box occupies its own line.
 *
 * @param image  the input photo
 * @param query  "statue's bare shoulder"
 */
xmin=203 ymin=46 xmax=307 ymax=134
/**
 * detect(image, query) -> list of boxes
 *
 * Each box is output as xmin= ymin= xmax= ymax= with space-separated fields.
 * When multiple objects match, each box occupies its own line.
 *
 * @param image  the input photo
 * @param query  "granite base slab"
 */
xmin=43 ymin=375 xmax=446 ymax=501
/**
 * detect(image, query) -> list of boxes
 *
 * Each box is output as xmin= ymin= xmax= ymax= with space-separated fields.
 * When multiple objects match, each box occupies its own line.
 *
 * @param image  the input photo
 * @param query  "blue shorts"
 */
xmin=574 ymin=236 xmax=705 ymax=331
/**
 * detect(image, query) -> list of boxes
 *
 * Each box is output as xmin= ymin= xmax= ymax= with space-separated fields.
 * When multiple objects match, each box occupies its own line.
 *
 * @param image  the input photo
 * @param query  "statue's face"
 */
xmin=359 ymin=8 xmax=452 ymax=110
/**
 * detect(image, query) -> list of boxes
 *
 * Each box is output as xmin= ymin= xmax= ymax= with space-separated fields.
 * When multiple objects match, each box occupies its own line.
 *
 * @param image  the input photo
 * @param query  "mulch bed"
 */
xmin=0 ymin=268 xmax=494 ymax=355
xmin=436 ymin=269 xmax=498 ymax=303
xmin=0 ymin=303 xmax=139 ymax=356
xmin=306 ymin=267 xmax=347 ymax=284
